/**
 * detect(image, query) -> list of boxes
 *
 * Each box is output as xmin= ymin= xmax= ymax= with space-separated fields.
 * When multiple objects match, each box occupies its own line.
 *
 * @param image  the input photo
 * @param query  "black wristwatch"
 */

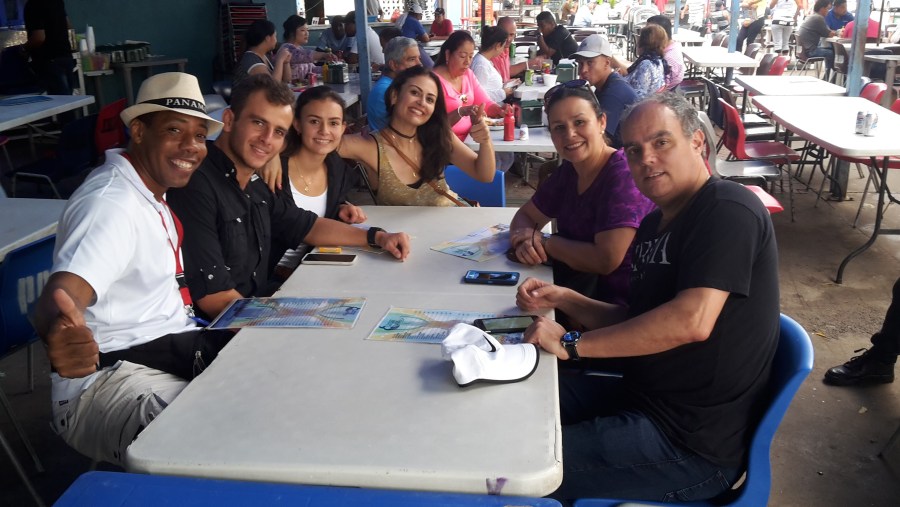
xmin=367 ymin=227 xmax=385 ymax=249
xmin=561 ymin=330 xmax=581 ymax=361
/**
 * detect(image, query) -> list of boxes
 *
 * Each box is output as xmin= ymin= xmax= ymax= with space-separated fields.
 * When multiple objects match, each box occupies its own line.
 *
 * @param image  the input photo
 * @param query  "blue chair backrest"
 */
xmin=573 ymin=314 xmax=814 ymax=507
xmin=444 ymin=166 xmax=506 ymax=207
xmin=0 ymin=235 xmax=55 ymax=356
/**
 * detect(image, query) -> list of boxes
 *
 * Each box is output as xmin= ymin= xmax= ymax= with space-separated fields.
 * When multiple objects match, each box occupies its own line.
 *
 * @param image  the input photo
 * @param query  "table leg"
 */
xmin=741 ymin=88 xmax=748 ymax=116
xmin=92 ymin=75 xmax=106 ymax=108
xmin=883 ymin=61 xmax=897 ymax=108
xmin=836 ymin=156 xmax=890 ymax=283
xmin=177 ymin=62 xmax=186 ymax=72
xmin=123 ymin=68 xmax=135 ymax=106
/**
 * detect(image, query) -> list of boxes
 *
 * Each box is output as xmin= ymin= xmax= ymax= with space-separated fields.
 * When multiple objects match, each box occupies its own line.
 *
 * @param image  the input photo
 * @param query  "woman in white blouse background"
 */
xmin=470 ymin=25 xmax=516 ymax=172
xmin=471 ymin=26 xmax=514 ymax=103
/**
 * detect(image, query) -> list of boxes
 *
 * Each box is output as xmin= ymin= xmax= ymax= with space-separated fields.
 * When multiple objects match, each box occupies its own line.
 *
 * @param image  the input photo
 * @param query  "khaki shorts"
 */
xmin=51 ymin=361 xmax=188 ymax=466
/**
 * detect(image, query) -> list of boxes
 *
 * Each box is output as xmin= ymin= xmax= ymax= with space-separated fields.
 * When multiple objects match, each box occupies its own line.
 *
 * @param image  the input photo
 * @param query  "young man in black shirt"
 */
xmin=516 ymin=93 xmax=779 ymax=502
xmin=168 ymin=74 xmax=410 ymax=321
xmin=535 ymin=11 xmax=578 ymax=65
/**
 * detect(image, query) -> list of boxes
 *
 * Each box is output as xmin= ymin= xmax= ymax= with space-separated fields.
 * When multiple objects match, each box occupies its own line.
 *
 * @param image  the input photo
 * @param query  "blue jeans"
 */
xmin=551 ymin=373 xmax=742 ymax=503
xmin=808 ymin=47 xmax=835 ymax=70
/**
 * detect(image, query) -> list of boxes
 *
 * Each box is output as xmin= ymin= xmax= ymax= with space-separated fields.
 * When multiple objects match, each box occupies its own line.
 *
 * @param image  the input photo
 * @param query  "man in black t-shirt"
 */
xmin=516 ymin=93 xmax=779 ymax=502
xmin=535 ymin=11 xmax=578 ymax=65
xmin=24 ymin=0 xmax=75 ymax=95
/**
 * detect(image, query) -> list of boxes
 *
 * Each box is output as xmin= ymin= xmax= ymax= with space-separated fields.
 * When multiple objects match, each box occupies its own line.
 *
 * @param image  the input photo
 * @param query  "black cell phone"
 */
xmin=474 ymin=315 xmax=538 ymax=334
xmin=301 ymin=253 xmax=358 ymax=265
xmin=462 ymin=270 xmax=520 ymax=286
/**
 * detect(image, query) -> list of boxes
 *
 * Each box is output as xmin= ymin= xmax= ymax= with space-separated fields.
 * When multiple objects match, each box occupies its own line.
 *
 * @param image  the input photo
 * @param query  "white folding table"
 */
xmin=753 ymin=95 xmax=900 ymax=283
xmin=465 ymin=127 xmax=556 ymax=154
xmin=682 ymin=46 xmax=759 ymax=84
xmin=734 ymin=75 xmax=846 ymax=115
xmin=863 ymin=54 xmax=900 ymax=107
xmin=126 ymin=206 xmax=562 ymax=497
xmin=0 ymin=198 xmax=67 ymax=262
xmin=0 ymin=95 xmax=96 ymax=132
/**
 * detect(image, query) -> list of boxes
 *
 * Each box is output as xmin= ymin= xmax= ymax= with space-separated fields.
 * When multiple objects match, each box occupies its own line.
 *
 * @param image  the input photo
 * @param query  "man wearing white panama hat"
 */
xmin=35 ymin=72 xmax=235 ymax=465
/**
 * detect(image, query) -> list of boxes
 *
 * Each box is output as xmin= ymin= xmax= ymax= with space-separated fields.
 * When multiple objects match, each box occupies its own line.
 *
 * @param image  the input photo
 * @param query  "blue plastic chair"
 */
xmin=56 ymin=471 xmax=563 ymax=506
xmin=444 ymin=166 xmax=506 ymax=207
xmin=0 ymin=234 xmax=55 ymax=506
xmin=574 ymin=314 xmax=814 ymax=507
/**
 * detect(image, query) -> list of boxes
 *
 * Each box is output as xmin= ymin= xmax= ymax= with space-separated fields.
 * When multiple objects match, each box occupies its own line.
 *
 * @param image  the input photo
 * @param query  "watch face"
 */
xmin=562 ymin=331 xmax=579 ymax=343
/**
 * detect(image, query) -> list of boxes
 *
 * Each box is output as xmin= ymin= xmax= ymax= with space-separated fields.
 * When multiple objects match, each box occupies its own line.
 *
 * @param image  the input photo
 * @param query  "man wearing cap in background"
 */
xmin=344 ymin=10 xmax=385 ymax=69
xmin=429 ymin=8 xmax=453 ymax=40
xmin=535 ymin=10 xmax=578 ymax=65
xmin=368 ymin=36 xmax=422 ymax=131
xmin=399 ymin=4 xmax=430 ymax=43
xmin=571 ymin=34 xmax=637 ymax=148
xmin=167 ymin=74 xmax=410 ymax=322
xmin=316 ymin=15 xmax=351 ymax=54
xmin=35 ymin=72 xmax=234 ymax=466
xmin=609 ymin=16 xmax=684 ymax=91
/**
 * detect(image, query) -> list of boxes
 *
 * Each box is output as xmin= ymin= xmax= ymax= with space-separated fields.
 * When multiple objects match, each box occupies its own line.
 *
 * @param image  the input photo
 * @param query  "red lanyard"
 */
xmin=122 ymin=152 xmax=195 ymax=315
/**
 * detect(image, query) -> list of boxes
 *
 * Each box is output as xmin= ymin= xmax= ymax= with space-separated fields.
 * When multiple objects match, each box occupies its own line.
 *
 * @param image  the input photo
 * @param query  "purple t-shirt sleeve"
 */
xmin=532 ymin=151 xmax=654 ymax=241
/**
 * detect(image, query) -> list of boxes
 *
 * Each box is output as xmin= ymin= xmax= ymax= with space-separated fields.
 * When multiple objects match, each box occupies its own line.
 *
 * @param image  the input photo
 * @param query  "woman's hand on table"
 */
xmin=509 ymin=226 xmax=537 ymax=248
xmin=376 ymin=231 xmax=412 ymax=261
xmin=260 ymin=156 xmax=283 ymax=192
xmin=338 ymin=203 xmax=367 ymax=224
xmin=514 ymin=230 xmax=549 ymax=265
xmin=516 ymin=277 xmax=565 ymax=312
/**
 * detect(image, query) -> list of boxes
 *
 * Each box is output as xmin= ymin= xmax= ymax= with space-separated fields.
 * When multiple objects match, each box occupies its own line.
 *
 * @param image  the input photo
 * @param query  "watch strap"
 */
xmin=367 ymin=227 xmax=385 ymax=249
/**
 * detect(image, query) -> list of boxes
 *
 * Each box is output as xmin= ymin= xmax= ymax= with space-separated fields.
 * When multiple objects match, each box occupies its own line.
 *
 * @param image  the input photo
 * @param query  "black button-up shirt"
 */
xmin=168 ymin=142 xmax=316 ymax=314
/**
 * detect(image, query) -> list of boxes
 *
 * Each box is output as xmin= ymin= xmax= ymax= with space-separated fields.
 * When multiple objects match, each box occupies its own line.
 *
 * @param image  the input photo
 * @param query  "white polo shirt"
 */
xmin=53 ymin=149 xmax=196 ymax=354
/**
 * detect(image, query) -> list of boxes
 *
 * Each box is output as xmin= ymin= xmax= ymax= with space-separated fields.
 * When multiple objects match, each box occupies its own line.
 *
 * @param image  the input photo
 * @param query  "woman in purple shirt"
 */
xmin=509 ymin=84 xmax=655 ymax=311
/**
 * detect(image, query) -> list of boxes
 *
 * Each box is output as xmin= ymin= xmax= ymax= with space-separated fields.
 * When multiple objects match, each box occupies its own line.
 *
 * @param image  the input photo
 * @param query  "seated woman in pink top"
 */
xmin=432 ymin=31 xmax=505 ymax=141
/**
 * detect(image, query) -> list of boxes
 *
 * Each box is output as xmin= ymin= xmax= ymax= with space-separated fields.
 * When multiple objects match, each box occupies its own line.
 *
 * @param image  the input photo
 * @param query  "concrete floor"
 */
xmin=3 ymin=158 xmax=900 ymax=506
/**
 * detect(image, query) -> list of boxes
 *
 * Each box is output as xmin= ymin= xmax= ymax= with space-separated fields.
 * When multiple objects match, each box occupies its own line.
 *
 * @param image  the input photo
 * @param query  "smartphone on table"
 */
xmin=474 ymin=315 xmax=538 ymax=334
xmin=301 ymin=253 xmax=358 ymax=266
xmin=462 ymin=270 xmax=520 ymax=286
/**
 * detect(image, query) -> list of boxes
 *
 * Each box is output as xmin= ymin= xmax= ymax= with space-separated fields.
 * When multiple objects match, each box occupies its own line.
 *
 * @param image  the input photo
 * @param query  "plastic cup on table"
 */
xmin=543 ymin=74 xmax=558 ymax=87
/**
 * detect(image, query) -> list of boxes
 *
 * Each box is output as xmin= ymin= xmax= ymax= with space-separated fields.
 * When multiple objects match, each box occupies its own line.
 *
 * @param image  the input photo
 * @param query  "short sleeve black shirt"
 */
xmin=167 ymin=143 xmax=317 ymax=317
xmin=544 ymin=25 xmax=578 ymax=65
xmin=24 ymin=0 xmax=72 ymax=62
xmin=623 ymin=179 xmax=780 ymax=468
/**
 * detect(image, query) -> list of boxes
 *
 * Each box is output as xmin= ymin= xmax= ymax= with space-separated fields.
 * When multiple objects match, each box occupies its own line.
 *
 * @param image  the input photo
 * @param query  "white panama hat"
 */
xmin=120 ymin=72 xmax=223 ymax=136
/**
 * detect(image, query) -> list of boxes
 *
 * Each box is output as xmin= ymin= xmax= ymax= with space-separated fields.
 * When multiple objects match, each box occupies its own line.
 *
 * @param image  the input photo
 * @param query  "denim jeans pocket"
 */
xmin=663 ymin=469 xmax=733 ymax=502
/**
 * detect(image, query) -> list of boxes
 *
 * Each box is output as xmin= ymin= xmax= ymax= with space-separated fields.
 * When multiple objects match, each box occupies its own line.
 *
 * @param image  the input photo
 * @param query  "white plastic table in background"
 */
xmin=863 ymin=54 xmax=900 ymax=107
xmin=671 ymin=29 xmax=706 ymax=45
xmin=0 ymin=198 xmax=67 ymax=262
xmin=752 ymin=95 xmax=900 ymax=283
xmin=682 ymin=46 xmax=758 ymax=83
xmin=465 ymin=127 xmax=556 ymax=153
xmin=115 ymin=56 xmax=187 ymax=105
xmin=0 ymin=95 xmax=96 ymax=132
xmin=734 ymin=75 xmax=846 ymax=114
xmin=126 ymin=206 xmax=562 ymax=497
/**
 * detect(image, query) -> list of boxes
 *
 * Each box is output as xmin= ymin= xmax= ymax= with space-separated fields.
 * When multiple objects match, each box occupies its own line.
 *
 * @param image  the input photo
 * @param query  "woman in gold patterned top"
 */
xmin=263 ymin=66 xmax=496 ymax=206
xmin=338 ymin=66 xmax=496 ymax=206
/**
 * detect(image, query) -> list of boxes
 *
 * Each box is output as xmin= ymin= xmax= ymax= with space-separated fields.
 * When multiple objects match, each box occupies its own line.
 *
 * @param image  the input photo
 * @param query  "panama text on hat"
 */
xmin=120 ymin=72 xmax=223 ymax=136
xmin=572 ymin=34 xmax=613 ymax=59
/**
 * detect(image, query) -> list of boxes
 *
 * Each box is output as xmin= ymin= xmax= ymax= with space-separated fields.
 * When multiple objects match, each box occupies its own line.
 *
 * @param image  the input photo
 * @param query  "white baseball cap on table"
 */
xmin=441 ymin=323 xmax=539 ymax=387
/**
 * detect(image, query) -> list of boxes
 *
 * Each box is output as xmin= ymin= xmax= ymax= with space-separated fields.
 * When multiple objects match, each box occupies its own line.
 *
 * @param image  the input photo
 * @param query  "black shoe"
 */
xmin=824 ymin=348 xmax=896 ymax=386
